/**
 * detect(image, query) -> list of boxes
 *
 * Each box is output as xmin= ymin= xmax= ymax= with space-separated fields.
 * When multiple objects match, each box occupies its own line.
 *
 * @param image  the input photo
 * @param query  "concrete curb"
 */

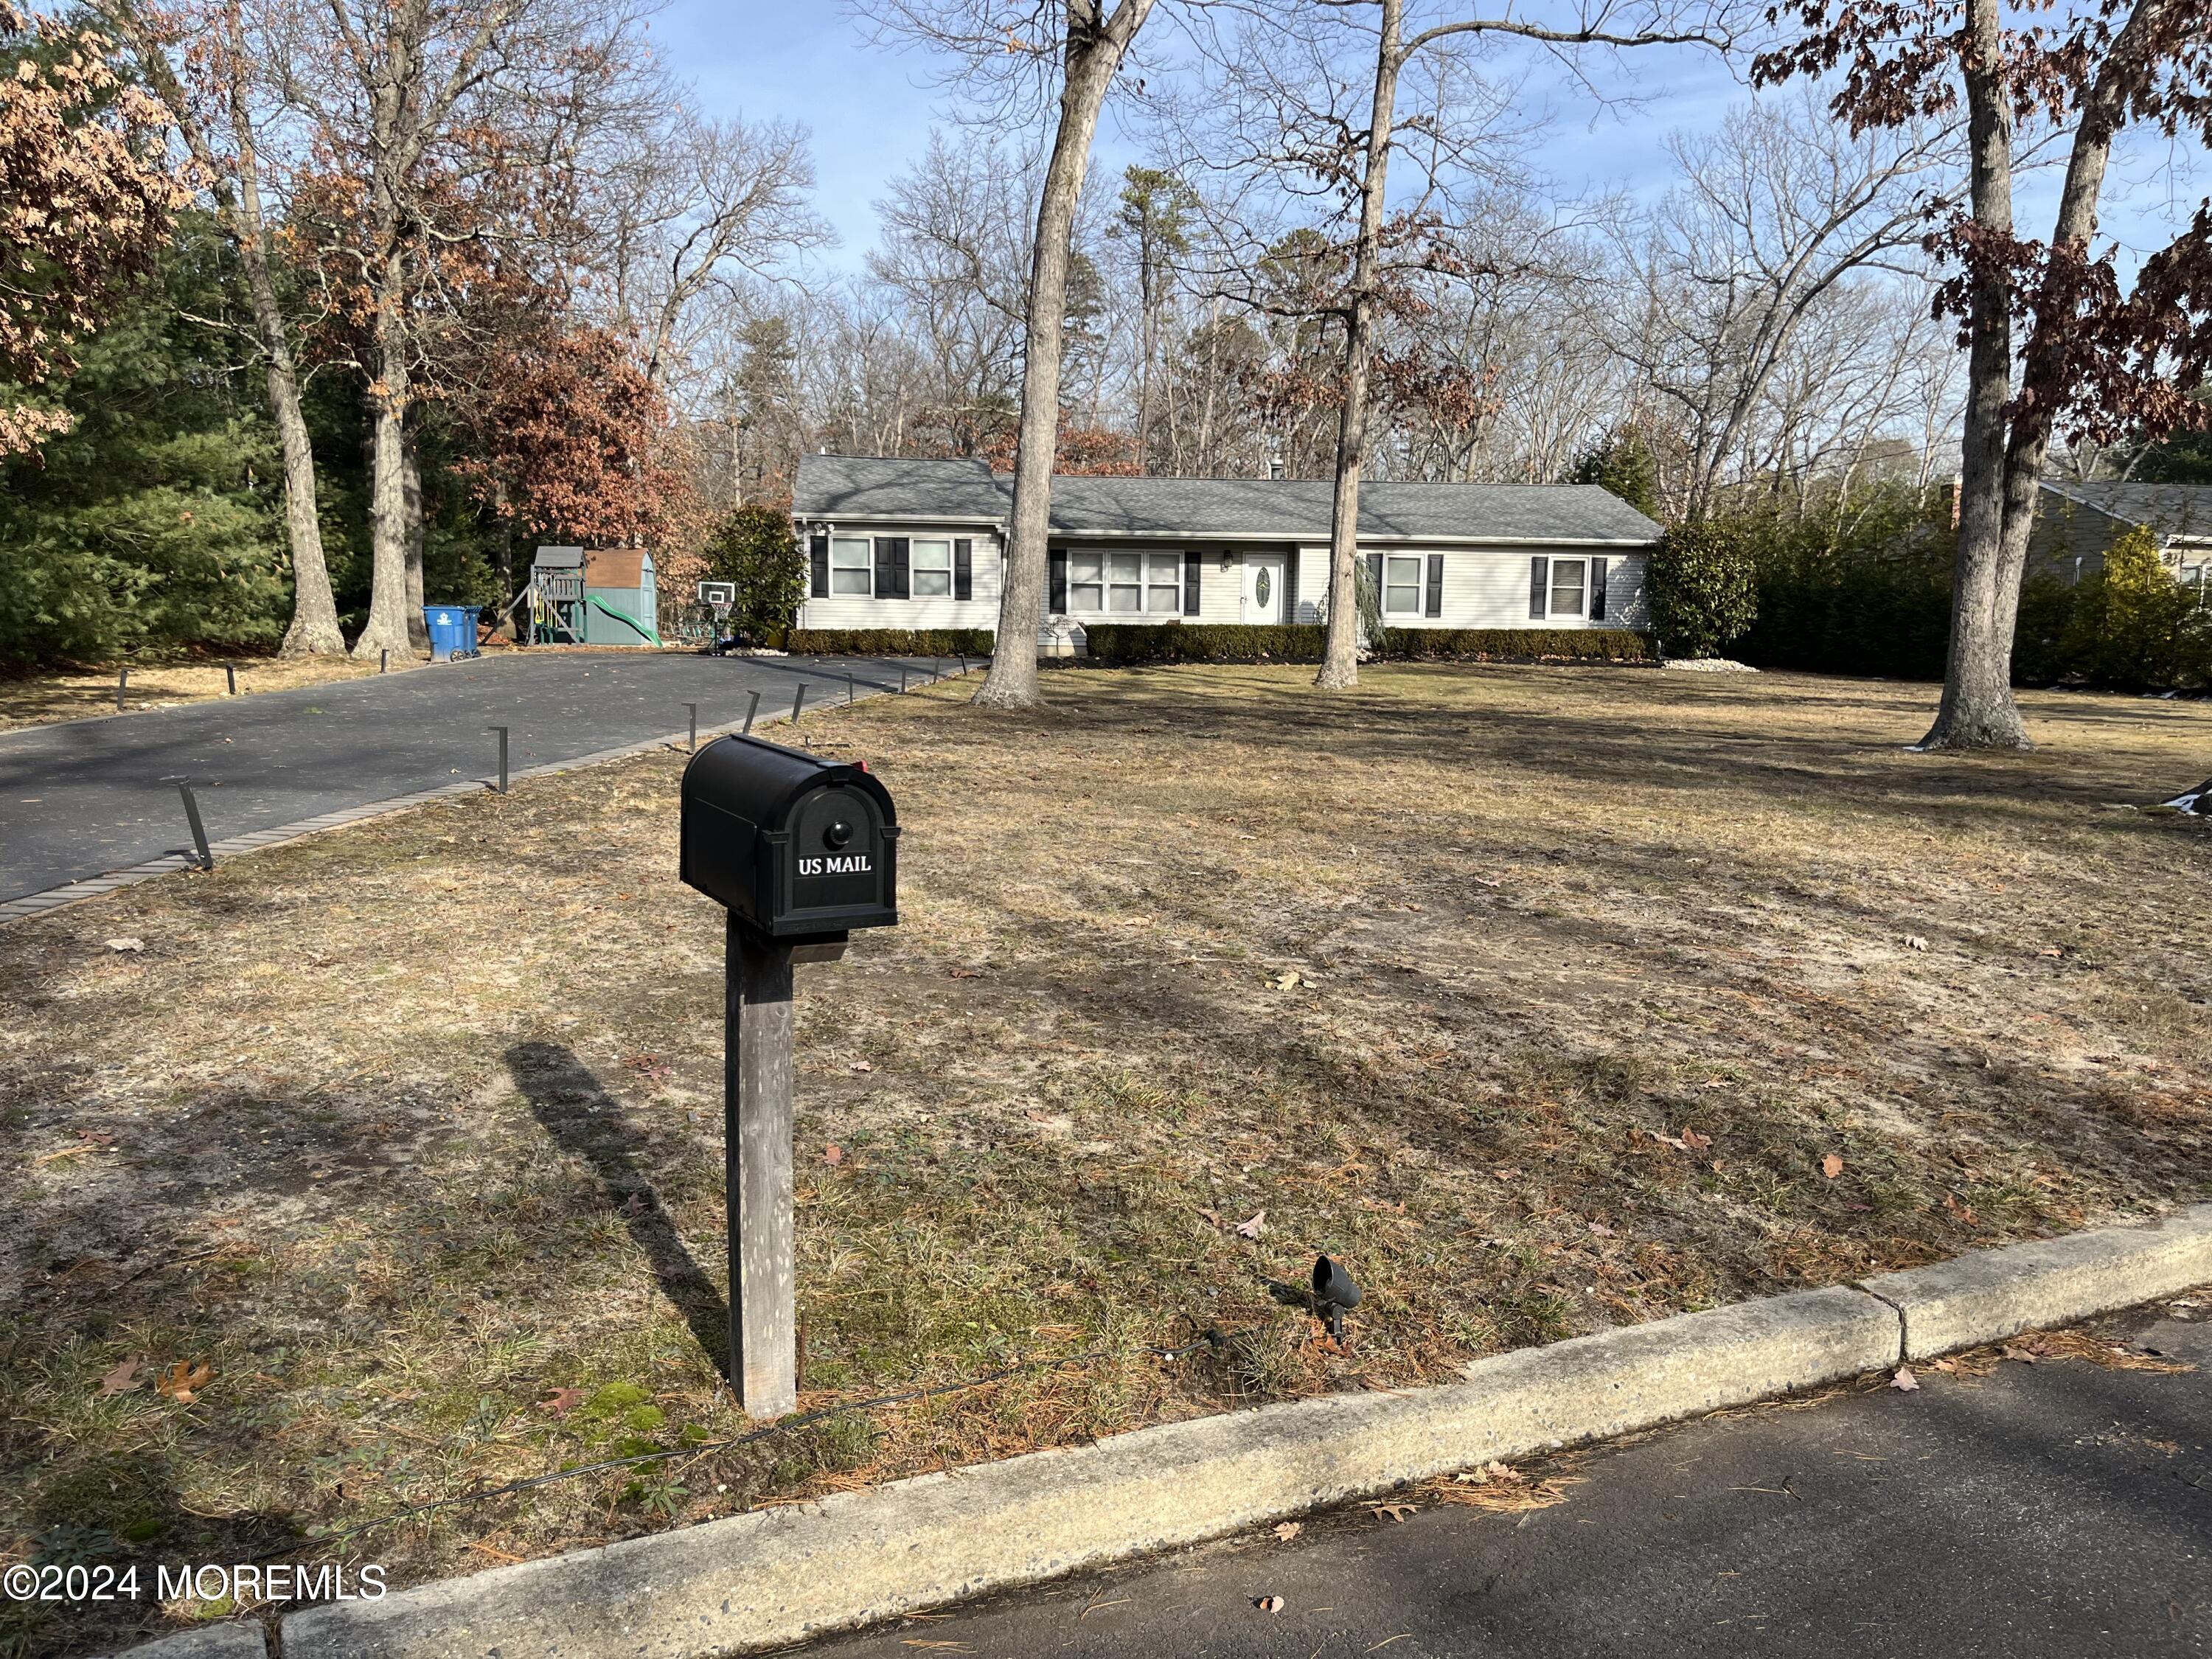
xmin=1 ymin=667 xmax=962 ymax=929
xmin=1860 ymin=1203 xmax=2212 ymax=1359
xmin=257 ymin=1203 xmax=2212 ymax=1659
xmin=98 ymin=1206 xmax=2212 ymax=1656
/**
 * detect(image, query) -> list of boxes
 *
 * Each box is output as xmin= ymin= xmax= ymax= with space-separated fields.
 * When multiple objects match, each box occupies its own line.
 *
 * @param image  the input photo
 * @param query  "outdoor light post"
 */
xmin=681 ymin=736 xmax=900 ymax=1418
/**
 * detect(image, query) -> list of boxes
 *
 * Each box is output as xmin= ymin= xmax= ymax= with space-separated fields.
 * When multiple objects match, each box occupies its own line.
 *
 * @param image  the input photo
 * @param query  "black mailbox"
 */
xmin=681 ymin=734 xmax=899 ymax=943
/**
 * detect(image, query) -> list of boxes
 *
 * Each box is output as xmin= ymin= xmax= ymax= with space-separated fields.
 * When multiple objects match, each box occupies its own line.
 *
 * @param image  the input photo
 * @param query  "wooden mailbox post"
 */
xmin=681 ymin=734 xmax=900 ymax=1417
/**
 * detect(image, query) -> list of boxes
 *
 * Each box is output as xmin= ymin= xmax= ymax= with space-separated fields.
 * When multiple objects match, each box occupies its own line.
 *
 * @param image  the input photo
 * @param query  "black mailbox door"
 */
xmin=776 ymin=783 xmax=895 ymax=933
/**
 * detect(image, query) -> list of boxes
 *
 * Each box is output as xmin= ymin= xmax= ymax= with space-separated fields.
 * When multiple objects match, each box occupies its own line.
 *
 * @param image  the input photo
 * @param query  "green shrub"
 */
xmin=1081 ymin=622 xmax=1649 ymax=665
xmin=2049 ymin=526 xmax=2212 ymax=689
xmin=702 ymin=504 xmax=806 ymax=644
xmin=1082 ymin=623 xmax=1326 ymax=664
xmin=783 ymin=627 xmax=997 ymax=658
xmin=1649 ymin=518 xmax=1759 ymax=658
xmin=1386 ymin=627 xmax=1649 ymax=661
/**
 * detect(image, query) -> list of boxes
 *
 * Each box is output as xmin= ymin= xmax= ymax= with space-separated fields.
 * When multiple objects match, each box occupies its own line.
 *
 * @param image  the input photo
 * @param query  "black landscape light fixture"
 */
xmin=1312 ymin=1254 xmax=1363 ymax=1342
xmin=681 ymin=734 xmax=900 ymax=1417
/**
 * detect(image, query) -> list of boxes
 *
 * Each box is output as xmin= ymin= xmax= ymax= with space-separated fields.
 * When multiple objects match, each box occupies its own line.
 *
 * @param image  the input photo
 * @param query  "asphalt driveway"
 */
xmin=0 ymin=650 xmax=950 ymax=902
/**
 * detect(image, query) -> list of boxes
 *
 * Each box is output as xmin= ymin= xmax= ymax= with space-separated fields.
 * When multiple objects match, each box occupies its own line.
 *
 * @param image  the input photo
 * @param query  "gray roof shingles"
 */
xmin=794 ymin=453 xmax=1660 ymax=544
xmin=2044 ymin=479 xmax=2212 ymax=540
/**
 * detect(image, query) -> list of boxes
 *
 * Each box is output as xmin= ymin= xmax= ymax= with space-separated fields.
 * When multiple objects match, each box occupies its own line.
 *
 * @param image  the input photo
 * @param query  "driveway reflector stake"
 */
xmin=116 ymin=667 xmax=128 ymax=712
xmin=790 ymin=682 xmax=806 ymax=726
xmin=900 ymin=665 xmax=908 ymax=695
xmin=847 ymin=672 xmax=855 ymax=707
xmin=686 ymin=703 xmax=699 ymax=753
xmin=380 ymin=649 xmax=389 ymax=674
xmin=226 ymin=664 xmax=237 ymax=697
xmin=742 ymin=689 xmax=760 ymax=735
xmin=162 ymin=776 xmax=214 ymax=870
xmin=488 ymin=726 xmax=509 ymax=794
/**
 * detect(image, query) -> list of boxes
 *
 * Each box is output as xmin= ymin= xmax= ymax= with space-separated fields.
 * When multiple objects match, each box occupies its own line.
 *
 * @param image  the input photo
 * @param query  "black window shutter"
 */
xmin=1365 ymin=552 xmax=1383 ymax=605
xmin=1425 ymin=553 xmax=1444 ymax=618
xmin=953 ymin=538 xmax=973 ymax=601
xmin=1529 ymin=556 xmax=1549 ymax=619
xmin=1183 ymin=554 xmax=1200 ymax=616
xmin=1049 ymin=548 xmax=1068 ymax=612
xmin=891 ymin=537 xmax=911 ymax=599
xmin=810 ymin=535 xmax=829 ymax=599
xmin=1590 ymin=557 xmax=1609 ymax=621
xmin=873 ymin=538 xmax=894 ymax=599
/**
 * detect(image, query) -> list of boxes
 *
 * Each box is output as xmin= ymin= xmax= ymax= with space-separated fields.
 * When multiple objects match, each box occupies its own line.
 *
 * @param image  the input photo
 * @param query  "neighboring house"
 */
xmin=2030 ymin=481 xmax=2212 ymax=595
xmin=789 ymin=454 xmax=1662 ymax=646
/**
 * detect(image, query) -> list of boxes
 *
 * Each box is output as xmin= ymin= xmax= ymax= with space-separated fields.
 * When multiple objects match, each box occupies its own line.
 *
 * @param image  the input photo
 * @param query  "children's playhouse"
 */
xmin=528 ymin=546 xmax=661 ymax=646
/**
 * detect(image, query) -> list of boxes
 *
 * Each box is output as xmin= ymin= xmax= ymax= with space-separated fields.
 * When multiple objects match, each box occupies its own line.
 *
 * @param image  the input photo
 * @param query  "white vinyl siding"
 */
xmin=1287 ymin=545 xmax=1648 ymax=630
xmin=799 ymin=526 xmax=1002 ymax=629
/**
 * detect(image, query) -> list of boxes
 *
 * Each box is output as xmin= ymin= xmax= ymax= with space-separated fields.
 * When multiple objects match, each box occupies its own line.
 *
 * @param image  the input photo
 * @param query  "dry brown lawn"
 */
xmin=4 ymin=664 xmax=2210 ymax=1655
xmin=0 ymin=654 xmax=410 ymax=731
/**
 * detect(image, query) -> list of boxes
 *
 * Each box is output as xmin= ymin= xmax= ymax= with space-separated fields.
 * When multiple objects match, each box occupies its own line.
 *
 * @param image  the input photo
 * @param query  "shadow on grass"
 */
xmin=505 ymin=1040 xmax=730 ymax=1377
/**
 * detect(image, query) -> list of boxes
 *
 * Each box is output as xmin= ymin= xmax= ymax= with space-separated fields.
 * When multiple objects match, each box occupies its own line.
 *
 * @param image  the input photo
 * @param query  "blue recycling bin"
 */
xmin=423 ymin=605 xmax=481 ymax=663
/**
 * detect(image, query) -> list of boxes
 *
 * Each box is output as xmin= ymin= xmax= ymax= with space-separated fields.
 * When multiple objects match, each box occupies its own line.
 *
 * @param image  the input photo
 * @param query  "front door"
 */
xmin=1242 ymin=553 xmax=1287 ymax=624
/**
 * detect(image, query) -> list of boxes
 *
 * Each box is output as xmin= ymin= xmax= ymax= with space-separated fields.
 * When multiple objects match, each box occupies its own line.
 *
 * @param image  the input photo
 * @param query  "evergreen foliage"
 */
xmin=1649 ymin=517 xmax=1759 ymax=658
xmin=703 ymin=504 xmax=807 ymax=643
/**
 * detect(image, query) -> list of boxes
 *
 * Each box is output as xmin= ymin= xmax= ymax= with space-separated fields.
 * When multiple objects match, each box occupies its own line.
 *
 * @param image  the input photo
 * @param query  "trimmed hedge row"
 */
xmin=1083 ymin=623 xmax=1326 ymax=664
xmin=783 ymin=627 xmax=998 ymax=657
xmin=1385 ymin=627 xmax=1650 ymax=662
xmin=1082 ymin=622 xmax=1650 ymax=665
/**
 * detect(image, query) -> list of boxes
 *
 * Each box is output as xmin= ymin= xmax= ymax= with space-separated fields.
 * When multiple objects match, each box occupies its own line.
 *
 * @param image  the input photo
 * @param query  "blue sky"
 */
xmin=649 ymin=3 xmax=2197 ymax=273
xmin=649 ymin=3 xmax=1747 ymax=269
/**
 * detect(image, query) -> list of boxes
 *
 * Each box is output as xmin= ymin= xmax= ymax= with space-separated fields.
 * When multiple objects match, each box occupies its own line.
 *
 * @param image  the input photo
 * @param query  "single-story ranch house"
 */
xmin=790 ymin=453 xmax=1662 ymax=647
xmin=2030 ymin=480 xmax=2212 ymax=595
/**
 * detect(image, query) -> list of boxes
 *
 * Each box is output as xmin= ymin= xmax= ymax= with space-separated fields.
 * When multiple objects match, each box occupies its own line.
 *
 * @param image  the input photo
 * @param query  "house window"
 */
xmin=830 ymin=536 xmax=872 ymax=596
xmin=1383 ymin=555 xmax=1424 ymax=616
xmin=1070 ymin=551 xmax=1182 ymax=613
xmin=1548 ymin=557 xmax=1587 ymax=617
xmin=911 ymin=538 xmax=953 ymax=597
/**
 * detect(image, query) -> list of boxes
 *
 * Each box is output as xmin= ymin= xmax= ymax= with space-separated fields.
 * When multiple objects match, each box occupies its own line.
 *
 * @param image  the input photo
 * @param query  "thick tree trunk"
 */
xmin=1317 ymin=0 xmax=1403 ymax=691
xmin=98 ymin=0 xmax=346 ymax=655
xmin=401 ymin=425 xmax=430 ymax=650
xmin=352 ymin=266 xmax=418 ymax=660
xmin=975 ymin=0 xmax=1156 ymax=710
xmin=1921 ymin=0 xmax=2023 ymax=749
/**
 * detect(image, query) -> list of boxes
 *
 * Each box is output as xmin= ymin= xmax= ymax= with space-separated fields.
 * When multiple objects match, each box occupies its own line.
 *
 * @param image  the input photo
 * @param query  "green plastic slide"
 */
xmin=583 ymin=595 xmax=662 ymax=647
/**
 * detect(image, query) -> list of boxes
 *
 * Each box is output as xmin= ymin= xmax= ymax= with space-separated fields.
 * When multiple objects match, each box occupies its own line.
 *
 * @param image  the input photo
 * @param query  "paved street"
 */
xmin=0 ymin=650 xmax=950 ymax=901
xmin=810 ymin=1303 xmax=2211 ymax=1659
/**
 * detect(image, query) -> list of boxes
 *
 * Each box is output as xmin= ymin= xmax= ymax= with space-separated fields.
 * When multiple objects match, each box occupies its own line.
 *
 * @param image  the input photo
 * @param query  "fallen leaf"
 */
xmin=156 ymin=1360 xmax=213 ymax=1404
xmin=105 ymin=937 xmax=144 ymax=953
xmin=1930 ymin=1357 xmax=1958 ymax=1373
xmin=1024 ymin=1108 xmax=1051 ymax=1122
xmin=1680 ymin=1127 xmax=1712 ymax=1152
xmin=1587 ymin=1221 xmax=1615 ymax=1237
xmin=947 ymin=968 xmax=984 ymax=979
xmin=538 ymin=1386 xmax=584 ymax=1416
xmin=1820 ymin=1154 xmax=1844 ymax=1179
xmin=2037 ymin=946 xmax=2062 ymax=958
xmin=1255 ymin=1596 xmax=1286 ymax=1614
xmin=1367 ymin=1502 xmax=1416 ymax=1522
xmin=1271 ymin=970 xmax=1303 ymax=991
xmin=849 ymin=1060 xmax=874 ymax=1074
xmin=1904 ymin=935 xmax=1928 ymax=951
xmin=823 ymin=1144 xmax=844 ymax=1166
xmin=1234 ymin=1209 xmax=1266 ymax=1240
xmin=1889 ymin=1367 xmax=1919 ymax=1392
xmin=1482 ymin=1460 xmax=1519 ymax=1481
xmin=1998 ymin=1343 xmax=2039 ymax=1365
xmin=97 ymin=1359 xmax=144 ymax=1397
xmin=1648 ymin=1130 xmax=1686 ymax=1150
xmin=1273 ymin=1521 xmax=1301 ymax=1542
xmin=1198 ymin=1208 xmax=1225 ymax=1229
